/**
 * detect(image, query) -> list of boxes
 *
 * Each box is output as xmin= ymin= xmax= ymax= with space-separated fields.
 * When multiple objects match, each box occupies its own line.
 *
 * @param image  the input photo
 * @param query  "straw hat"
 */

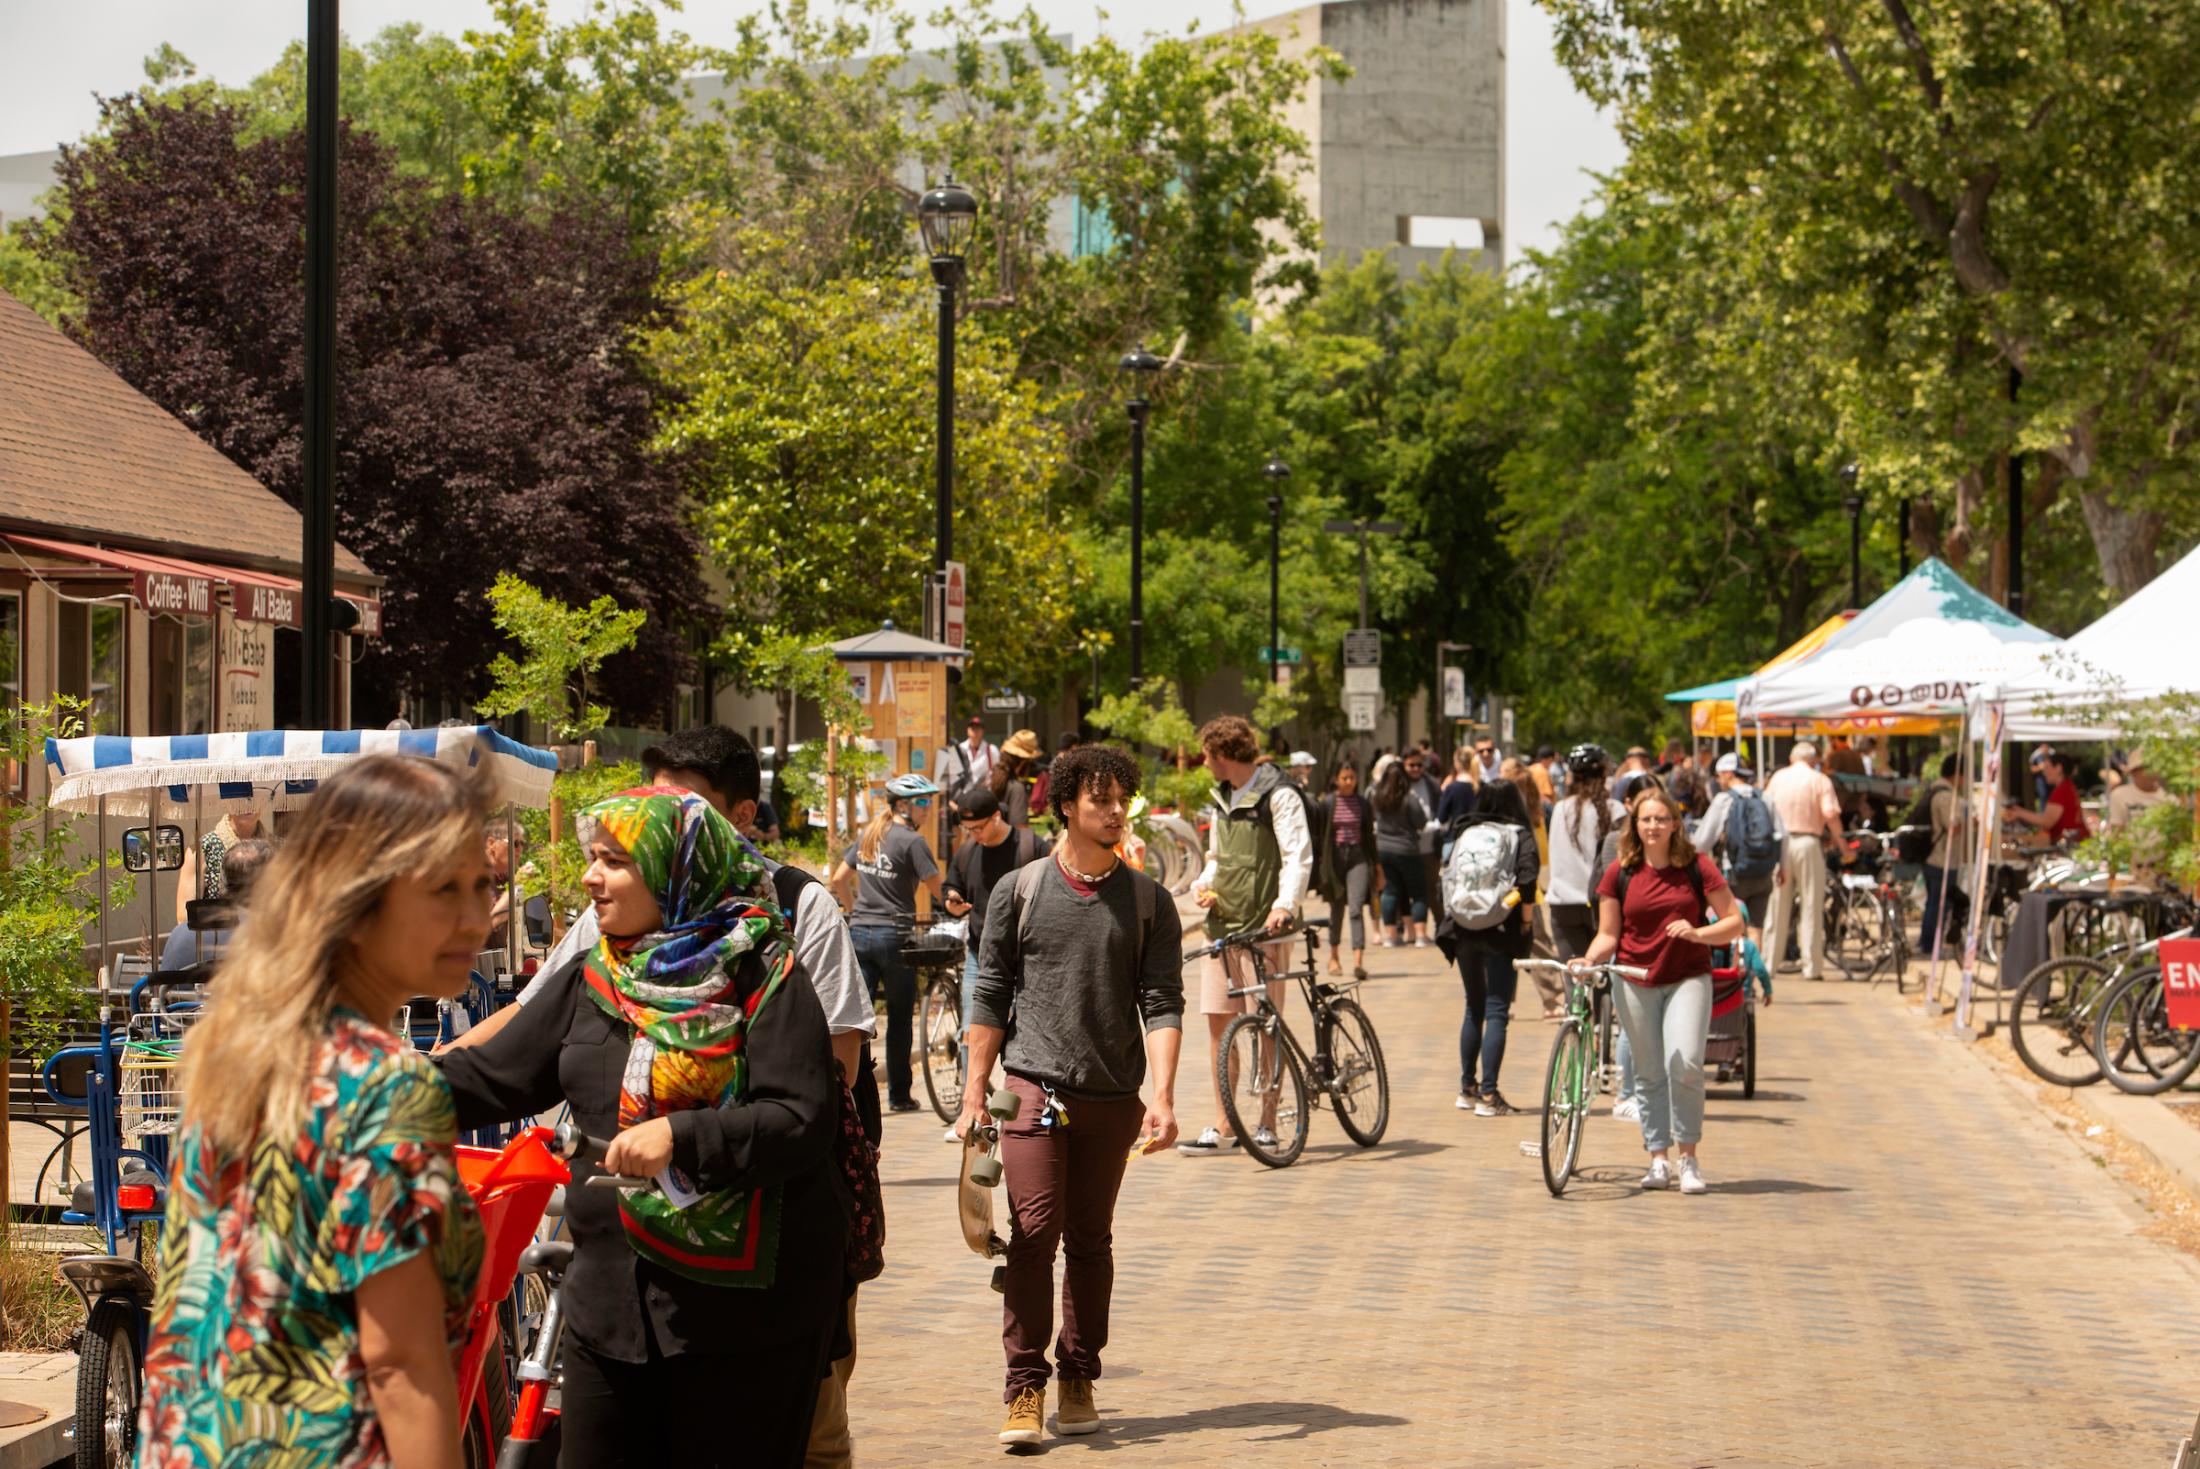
xmin=1002 ymin=729 xmax=1042 ymax=761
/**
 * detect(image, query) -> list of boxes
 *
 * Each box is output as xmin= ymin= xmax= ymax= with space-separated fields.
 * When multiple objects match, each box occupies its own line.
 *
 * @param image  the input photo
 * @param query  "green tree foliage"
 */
xmin=1544 ymin=0 xmax=2200 ymax=604
xmin=475 ymin=574 xmax=648 ymax=742
xmin=649 ymin=252 xmax=1083 ymax=702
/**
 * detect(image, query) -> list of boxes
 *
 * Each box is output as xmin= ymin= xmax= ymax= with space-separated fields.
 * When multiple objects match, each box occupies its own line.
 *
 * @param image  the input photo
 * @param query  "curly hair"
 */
xmin=1046 ymin=743 xmax=1143 ymax=823
xmin=1197 ymin=714 xmax=1260 ymax=764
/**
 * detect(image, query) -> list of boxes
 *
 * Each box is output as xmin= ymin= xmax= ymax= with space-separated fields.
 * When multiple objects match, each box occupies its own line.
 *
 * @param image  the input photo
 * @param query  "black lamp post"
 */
xmin=1262 ymin=453 xmax=1290 ymax=743
xmin=1121 ymin=344 xmax=1163 ymax=691
xmin=918 ymin=177 xmax=977 ymax=637
xmin=1839 ymin=462 xmax=1863 ymax=609
xmin=300 ymin=0 xmax=340 ymax=727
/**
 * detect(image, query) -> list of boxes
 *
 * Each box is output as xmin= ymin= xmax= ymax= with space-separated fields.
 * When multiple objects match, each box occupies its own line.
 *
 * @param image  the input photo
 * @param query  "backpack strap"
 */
xmin=1011 ymin=854 xmax=1160 ymax=979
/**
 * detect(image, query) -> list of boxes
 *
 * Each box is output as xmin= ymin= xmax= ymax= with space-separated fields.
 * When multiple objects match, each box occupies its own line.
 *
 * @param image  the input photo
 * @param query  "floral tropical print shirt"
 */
xmin=136 ymin=1010 xmax=483 ymax=1468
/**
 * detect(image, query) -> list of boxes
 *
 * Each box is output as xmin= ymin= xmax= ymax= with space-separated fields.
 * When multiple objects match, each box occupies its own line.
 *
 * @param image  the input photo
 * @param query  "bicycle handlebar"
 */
xmin=1516 ymin=959 xmax=1650 ymax=983
xmin=1192 ymin=917 xmax=1330 ymax=959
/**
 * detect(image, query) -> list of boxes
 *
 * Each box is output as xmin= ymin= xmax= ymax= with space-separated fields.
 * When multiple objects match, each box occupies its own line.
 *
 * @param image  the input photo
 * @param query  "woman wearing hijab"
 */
xmin=439 ymin=787 xmax=846 ymax=1465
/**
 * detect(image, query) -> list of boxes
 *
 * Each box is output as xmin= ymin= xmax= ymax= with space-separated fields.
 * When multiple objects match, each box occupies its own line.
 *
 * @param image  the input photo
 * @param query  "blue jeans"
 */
xmin=1377 ymin=852 xmax=1427 ymax=927
xmin=1920 ymin=865 xmax=1950 ymax=952
xmin=852 ymin=925 xmax=917 ymax=1105
xmin=1612 ymin=974 xmax=1713 ymax=1153
xmin=1457 ymin=949 xmax=1517 ymax=1097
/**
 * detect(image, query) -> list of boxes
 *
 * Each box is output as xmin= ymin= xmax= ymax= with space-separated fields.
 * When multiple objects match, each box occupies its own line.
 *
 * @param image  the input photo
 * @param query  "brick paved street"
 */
xmin=852 ymin=934 xmax=2200 ymax=1466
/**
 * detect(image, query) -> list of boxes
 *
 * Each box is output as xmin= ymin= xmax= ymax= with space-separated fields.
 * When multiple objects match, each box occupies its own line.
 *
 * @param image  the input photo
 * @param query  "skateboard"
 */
xmin=958 ymin=1087 xmax=1022 ymax=1293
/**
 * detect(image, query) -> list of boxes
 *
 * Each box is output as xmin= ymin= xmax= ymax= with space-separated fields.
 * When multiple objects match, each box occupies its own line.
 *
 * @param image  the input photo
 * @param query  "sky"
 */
xmin=0 ymin=0 xmax=1625 ymax=262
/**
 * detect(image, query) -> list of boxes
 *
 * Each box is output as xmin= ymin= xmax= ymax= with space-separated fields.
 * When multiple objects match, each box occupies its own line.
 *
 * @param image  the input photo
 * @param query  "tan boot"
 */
xmin=999 ymin=1386 xmax=1044 ymax=1446
xmin=1056 ymin=1377 xmax=1100 ymax=1436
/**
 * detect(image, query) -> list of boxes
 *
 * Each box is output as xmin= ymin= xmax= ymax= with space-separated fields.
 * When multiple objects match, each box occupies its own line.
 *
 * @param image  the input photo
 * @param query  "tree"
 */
xmin=474 ymin=575 xmax=647 ymax=742
xmin=1545 ymin=0 xmax=2200 ymax=600
xmin=36 ymin=93 xmax=709 ymax=720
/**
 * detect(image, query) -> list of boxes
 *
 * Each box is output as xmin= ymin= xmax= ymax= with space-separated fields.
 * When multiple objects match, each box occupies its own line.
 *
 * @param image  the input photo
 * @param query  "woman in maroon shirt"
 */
xmin=1579 ymin=788 xmax=1745 ymax=1194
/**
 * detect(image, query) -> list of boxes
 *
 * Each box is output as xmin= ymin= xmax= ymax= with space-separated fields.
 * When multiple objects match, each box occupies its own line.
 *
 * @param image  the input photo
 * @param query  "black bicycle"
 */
xmin=1196 ymin=919 xmax=1390 ymax=1168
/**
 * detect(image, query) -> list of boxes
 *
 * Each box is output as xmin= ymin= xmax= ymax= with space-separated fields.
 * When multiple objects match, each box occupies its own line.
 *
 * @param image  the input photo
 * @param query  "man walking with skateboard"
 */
xmin=961 ymin=743 xmax=1183 ymax=1447
xmin=1180 ymin=714 xmax=1313 ymax=1153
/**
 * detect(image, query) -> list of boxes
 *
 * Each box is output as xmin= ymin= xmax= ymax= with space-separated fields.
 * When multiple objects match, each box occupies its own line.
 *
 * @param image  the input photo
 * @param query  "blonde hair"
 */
xmin=1618 ymin=786 xmax=1698 ymax=871
xmin=857 ymin=794 xmax=901 ymax=864
xmin=177 ymin=755 xmax=492 ymax=1159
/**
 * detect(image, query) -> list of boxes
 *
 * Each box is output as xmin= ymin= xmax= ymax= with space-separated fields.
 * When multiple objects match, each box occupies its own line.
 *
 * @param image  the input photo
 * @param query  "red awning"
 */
xmin=3 ymin=533 xmax=380 ymax=637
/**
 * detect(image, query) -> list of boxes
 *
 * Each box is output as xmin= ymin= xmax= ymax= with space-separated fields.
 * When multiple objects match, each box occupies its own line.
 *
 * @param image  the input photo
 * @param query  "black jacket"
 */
xmin=437 ymin=954 xmax=847 ymax=1364
xmin=1433 ymin=781 xmax=1542 ymax=960
xmin=1314 ymin=792 xmax=1379 ymax=904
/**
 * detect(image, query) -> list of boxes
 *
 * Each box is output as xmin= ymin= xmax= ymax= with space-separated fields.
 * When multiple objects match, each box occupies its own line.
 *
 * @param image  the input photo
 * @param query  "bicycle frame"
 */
xmin=1220 ymin=925 xmax=1354 ymax=1094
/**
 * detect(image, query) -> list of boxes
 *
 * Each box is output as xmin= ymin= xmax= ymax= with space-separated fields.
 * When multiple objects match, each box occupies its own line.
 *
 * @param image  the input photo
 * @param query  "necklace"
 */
xmin=1057 ymin=846 xmax=1119 ymax=885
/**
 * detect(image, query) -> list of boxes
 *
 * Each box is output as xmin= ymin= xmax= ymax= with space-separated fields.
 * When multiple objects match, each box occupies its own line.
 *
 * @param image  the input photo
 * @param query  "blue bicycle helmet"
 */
xmin=885 ymin=773 xmax=940 ymax=800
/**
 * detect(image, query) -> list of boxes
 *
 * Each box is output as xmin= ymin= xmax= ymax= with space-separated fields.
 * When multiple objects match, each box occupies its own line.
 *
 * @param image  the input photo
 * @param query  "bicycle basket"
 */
xmin=118 ymin=1039 xmax=186 ymax=1137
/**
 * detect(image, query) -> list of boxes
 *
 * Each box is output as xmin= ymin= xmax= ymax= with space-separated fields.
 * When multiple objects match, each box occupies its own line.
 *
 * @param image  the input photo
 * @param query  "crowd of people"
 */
xmin=121 ymin=703 xmax=2152 ymax=1464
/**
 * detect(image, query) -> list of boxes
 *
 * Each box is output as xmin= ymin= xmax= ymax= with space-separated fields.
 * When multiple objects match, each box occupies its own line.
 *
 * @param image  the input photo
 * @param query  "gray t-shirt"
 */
xmin=968 ymin=860 xmax=1184 ymax=1100
xmin=844 ymin=824 xmax=939 ymax=931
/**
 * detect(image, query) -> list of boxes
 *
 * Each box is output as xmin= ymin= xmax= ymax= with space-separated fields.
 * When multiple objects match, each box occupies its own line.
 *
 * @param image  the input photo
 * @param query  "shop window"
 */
xmin=0 ymin=591 xmax=20 ymax=791
xmin=150 ymin=616 xmax=218 ymax=736
xmin=56 ymin=600 xmax=128 ymax=735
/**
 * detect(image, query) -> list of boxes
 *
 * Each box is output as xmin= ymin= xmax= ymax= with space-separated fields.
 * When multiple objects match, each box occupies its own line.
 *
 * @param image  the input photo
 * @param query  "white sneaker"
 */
xmin=1677 ymin=1156 xmax=1708 ymax=1194
xmin=1455 ymin=1093 xmax=1476 ymax=1111
xmin=1413 ymin=937 xmax=1430 ymax=949
xmin=1251 ymin=1127 xmax=1280 ymax=1149
xmin=1640 ymin=1158 xmax=1673 ymax=1191
xmin=1176 ymin=1126 xmax=1235 ymax=1154
xmin=943 ymin=1125 xmax=960 ymax=1144
xmin=1612 ymin=1096 xmax=1642 ymax=1121
xmin=1381 ymin=938 xmax=1400 ymax=949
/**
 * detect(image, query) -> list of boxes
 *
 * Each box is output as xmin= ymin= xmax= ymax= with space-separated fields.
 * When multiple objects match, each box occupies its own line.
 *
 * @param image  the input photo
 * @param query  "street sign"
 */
xmin=1275 ymin=662 xmax=1294 ymax=689
xmin=1342 ymin=629 xmax=1381 ymax=667
xmin=943 ymin=561 xmax=967 ymax=650
xmin=1500 ymin=707 xmax=1515 ymax=744
xmin=1345 ymin=691 xmax=1379 ymax=731
xmin=1442 ymin=667 xmax=1467 ymax=719
xmin=1343 ymin=666 xmax=1382 ymax=696
xmin=983 ymin=688 xmax=1033 ymax=713
xmin=1258 ymin=645 xmax=1304 ymax=665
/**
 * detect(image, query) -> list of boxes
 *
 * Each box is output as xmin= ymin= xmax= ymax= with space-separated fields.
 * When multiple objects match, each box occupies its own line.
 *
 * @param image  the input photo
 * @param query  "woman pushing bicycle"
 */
xmin=1578 ymin=787 xmax=1745 ymax=1195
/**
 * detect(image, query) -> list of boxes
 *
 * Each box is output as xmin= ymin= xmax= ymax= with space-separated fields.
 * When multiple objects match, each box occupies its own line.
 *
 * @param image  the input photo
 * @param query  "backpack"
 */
xmin=1722 ymin=789 xmax=1781 ymax=882
xmin=1443 ymin=821 xmax=1521 ymax=930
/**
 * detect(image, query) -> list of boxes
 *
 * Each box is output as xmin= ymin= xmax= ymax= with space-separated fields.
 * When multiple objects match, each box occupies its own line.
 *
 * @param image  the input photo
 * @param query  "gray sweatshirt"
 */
xmin=968 ymin=859 xmax=1184 ymax=1100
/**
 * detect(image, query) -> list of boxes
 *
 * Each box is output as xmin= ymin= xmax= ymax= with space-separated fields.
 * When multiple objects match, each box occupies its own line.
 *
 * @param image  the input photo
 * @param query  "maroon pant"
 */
xmin=998 ymin=1073 xmax=1145 ymax=1399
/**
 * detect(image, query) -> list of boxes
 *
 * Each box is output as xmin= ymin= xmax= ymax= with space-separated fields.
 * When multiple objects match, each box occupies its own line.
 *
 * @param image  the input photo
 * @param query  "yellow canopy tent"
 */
xmin=1671 ymin=614 xmax=1944 ymax=740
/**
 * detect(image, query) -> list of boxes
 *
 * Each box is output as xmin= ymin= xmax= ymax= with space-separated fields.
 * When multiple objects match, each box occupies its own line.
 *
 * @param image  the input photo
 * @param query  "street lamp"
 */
xmin=1121 ymin=344 xmax=1164 ymax=691
xmin=1262 ymin=453 xmax=1290 ymax=745
xmin=1839 ymin=462 xmax=1863 ymax=610
xmin=918 ymin=177 xmax=977 ymax=634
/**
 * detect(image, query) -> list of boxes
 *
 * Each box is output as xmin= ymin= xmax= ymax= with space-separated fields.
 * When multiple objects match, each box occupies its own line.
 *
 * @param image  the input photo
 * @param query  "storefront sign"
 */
xmin=234 ymin=581 xmax=302 ymax=628
xmin=219 ymin=612 xmax=274 ymax=732
xmin=344 ymin=595 xmax=382 ymax=638
xmin=135 ymin=569 xmax=214 ymax=618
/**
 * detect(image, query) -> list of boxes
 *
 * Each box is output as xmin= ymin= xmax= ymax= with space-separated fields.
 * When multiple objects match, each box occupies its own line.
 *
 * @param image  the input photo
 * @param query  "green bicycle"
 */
xmin=1519 ymin=958 xmax=1647 ymax=1196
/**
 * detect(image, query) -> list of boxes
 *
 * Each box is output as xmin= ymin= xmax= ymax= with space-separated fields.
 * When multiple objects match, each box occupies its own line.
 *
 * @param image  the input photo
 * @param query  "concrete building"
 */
xmin=1229 ymin=0 xmax=1505 ymax=276
xmin=0 ymin=149 xmax=60 ymax=230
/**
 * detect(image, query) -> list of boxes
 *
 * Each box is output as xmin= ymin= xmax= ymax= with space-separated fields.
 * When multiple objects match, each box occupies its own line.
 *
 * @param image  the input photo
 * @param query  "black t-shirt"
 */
xmin=753 ymin=800 xmax=781 ymax=838
xmin=947 ymin=828 xmax=1048 ymax=953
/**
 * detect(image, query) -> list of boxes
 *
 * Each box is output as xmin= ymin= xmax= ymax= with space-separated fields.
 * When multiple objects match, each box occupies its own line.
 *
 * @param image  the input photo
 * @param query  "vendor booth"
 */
xmin=1668 ymin=612 xmax=1943 ymax=742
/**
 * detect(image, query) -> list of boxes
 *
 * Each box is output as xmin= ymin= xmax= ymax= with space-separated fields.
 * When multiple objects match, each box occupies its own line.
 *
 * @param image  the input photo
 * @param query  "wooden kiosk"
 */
xmin=822 ymin=621 xmax=967 ymax=887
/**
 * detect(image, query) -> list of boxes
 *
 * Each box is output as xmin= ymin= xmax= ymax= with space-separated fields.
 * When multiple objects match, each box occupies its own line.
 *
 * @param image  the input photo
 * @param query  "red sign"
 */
xmin=2163 ymin=939 xmax=2200 ymax=1032
xmin=134 ymin=569 xmax=214 ymax=619
xmin=233 ymin=580 xmax=302 ymax=628
xmin=943 ymin=560 xmax=966 ymax=650
xmin=340 ymin=594 xmax=382 ymax=638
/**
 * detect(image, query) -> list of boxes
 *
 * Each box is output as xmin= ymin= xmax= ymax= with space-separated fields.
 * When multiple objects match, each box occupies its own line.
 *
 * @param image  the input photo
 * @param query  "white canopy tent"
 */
xmin=1971 ymin=543 xmax=2200 ymax=741
xmin=1735 ymin=558 xmax=2061 ymax=723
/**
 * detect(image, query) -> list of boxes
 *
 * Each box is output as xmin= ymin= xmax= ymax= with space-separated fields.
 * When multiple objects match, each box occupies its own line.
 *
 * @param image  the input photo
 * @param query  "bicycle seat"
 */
xmin=519 ymin=1239 xmax=576 ymax=1281
xmin=72 ymin=1170 xmax=163 ymax=1216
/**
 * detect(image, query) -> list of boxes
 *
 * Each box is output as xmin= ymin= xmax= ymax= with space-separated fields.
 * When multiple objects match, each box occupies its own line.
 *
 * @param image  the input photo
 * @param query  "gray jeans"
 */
xmin=1329 ymin=858 xmax=1374 ymax=951
xmin=1611 ymin=973 xmax=1713 ymax=1153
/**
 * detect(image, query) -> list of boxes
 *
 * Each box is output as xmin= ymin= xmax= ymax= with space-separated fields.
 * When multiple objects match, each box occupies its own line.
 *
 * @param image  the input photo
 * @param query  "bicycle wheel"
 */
xmin=2093 ymin=968 xmax=2200 ymax=1095
xmin=74 ymin=1295 xmax=139 ymax=1469
xmin=1540 ymin=1020 xmax=1589 ymax=1196
xmin=2008 ymin=956 xmax=2113 ymax=1087
xmin=918 ymin=973 xmax=965 ymax=1123
xmin=1217 ymin=1013 xmax=1309 ymax=1167
xmin=1322 ymin=998 xmax=1390 ymax=1146
xmin=1741 ymin=1005 xmax=1757 ymax=1100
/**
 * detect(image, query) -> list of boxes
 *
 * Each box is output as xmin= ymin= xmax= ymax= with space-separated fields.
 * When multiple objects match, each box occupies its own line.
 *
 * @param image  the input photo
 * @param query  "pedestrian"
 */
xmin=962 ymin=743 xmax=1182 ymax=1445
xmin=1287 ymin=749 xmax=1319 ymax=789
xmin=484 ymin=821 xmax=551 ymax=953
xmin=1612 ymin=746 xmax=1656 ymax=804
xmin=1546 ymin=744 xmax=1625 ymax=965
xmin=172 ymin=794 xmax=267 ymax=924
xmin=1180 ymin=714 xmax=1313 ymax=1154
xmin=1528 ymin=744 xmax=1559 ymax=819
xmin=1371 ymin=757 xmax=1434 ymax=948
xmin=441 ymin=786 xmax=847 ymax=1464
xmin=1030 ymin=731 xmax=1083 ymax=813
xmin=994 ymin=730 xmax=1044 ymax=829
xmin=1762 ymin=741 xmax=1842 ymax=980
xmin=1919 ymin=754 xmax=1966 ymax=952
xmin=940 ymin=715 xmax=1000 ymax=818
xmin=944 ymin=785 xmax=1048 ymax=1091
xmin=1692 ymin=753 xmax=1784 ymax=945
xmin=1317 ymin=762 xmax=1381 ymax=980
xmin=1580 ymin=785 xmax=1746 ymax=1194
xmin=2004 ymin=747 xmax=2091 ymax=846
xmin=1663 ymin=738 xmax=1708 ymax=819
xmin=830 ymin=774 xmax=945 ymax=1112
xmin=1472 ymin=733 xmax=1500 ymax=782
xmin=1406 ymin=746 xmax=1443 ymax=819
xmin=1435 ymin=761 xmax=1539 ymax=1115
xmin=138 ymin=757 xmax=492 ymax=1468
xmin=156 ymin=835 xmax=272 ymax=971
xmin=1824 ymin=736 xmax=1869 ymax=825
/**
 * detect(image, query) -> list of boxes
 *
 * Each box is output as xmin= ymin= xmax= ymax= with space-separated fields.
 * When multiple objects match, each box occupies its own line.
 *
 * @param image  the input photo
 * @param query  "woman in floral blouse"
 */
xmin=137 ymin=755 xmax=496 ymax=1468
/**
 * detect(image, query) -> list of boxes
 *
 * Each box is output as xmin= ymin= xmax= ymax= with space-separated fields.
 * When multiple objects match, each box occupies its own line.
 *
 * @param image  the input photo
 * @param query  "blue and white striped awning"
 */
xmin=43 ymin=726 xmax=560 ymax=817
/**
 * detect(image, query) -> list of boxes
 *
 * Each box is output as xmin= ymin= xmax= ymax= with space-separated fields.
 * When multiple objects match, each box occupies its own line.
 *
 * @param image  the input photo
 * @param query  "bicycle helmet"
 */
xmin=1565 ymin=743 xmax=1610 ymax=779
xmin=885 ymin=773 xmax=940 ymax=800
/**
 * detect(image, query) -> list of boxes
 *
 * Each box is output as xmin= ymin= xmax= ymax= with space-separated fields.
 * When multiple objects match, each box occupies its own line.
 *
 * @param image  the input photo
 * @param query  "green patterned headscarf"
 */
xmin=576 ymin=786 xmax=795 ymax=1284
